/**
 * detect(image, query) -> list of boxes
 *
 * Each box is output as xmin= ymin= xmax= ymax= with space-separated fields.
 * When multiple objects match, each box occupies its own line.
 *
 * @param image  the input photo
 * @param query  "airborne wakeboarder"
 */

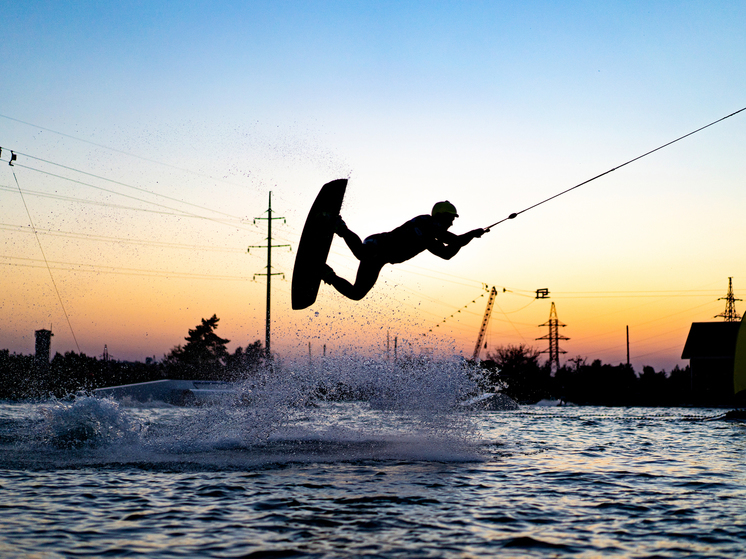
xmin=320 ymin=201 xmax=485 ymax=301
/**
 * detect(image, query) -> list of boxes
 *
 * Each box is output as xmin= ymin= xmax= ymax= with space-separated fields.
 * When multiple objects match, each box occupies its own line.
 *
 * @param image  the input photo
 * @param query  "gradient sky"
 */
xmin=1 ymin=0 xmax=744 ymax=371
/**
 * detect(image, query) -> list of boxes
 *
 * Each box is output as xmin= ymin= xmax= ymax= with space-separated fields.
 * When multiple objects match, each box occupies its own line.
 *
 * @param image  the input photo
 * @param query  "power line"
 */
xmin=554 ymin=289 xmax=722 ymax=295
xmin=553 ymin=293 xmax=721 ymax=299
xmin=12 ymin=150 xmax=244 ymax=220
xmin=0 ymin=113 xmax=251 ymax=188
xmin=494 ymin=300 xmax=531 ymax=343
xmin=560 ymin=300 xmax=719 ymax=349
xmin=1 ymin=255 xmax=254 ymax=281
xmin=9 ymin=162 xmax=250 ymax=229
xmin=632 ymin=343 xmax=691 ymax=361
xmin=12 ymin=171 xmax=81 ymax=353
xmin=0 ymin=183 xmax=222 ymax=218
xmin=0 ymin=223 xmax=247 ymax=253
xmin=0 ymin=147 xmax=268 ymax=232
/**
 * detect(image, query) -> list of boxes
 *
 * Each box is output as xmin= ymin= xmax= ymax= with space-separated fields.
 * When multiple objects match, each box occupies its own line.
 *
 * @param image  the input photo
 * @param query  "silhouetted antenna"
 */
xmin=248 ymin=192 xmax=290 ymax=359
xmin=537 ymin=302 xmax=569 ymax=375
xmin=715 ymin=277 xmax=741 ymax=322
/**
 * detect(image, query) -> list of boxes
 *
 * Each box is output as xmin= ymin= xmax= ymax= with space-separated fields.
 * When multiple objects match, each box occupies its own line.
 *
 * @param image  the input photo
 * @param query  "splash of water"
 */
xmin=36 ymin=395 xmax=142 ymax=449
xmin=23 ymin=357 xmax=490 ymax=466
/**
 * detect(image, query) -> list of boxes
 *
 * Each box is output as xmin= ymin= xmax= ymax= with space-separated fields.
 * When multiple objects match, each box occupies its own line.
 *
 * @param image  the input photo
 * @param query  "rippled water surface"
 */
xmin=1 ymin=370 xmax=745 ymax=558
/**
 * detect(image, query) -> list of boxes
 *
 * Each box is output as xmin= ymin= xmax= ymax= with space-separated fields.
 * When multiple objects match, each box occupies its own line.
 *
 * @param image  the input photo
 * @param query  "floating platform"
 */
xmin=93 ymin=379 xmax=235 ymax=406
xmin=459 ymin=392 xmax=519 ymax=411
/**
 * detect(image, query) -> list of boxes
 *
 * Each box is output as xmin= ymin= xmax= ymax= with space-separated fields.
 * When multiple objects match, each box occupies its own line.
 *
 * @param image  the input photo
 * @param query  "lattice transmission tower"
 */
xmin=537 ymin=302 xmax=569 ymax=374
xmin=714 ymin=277 xmax=741 ymax=322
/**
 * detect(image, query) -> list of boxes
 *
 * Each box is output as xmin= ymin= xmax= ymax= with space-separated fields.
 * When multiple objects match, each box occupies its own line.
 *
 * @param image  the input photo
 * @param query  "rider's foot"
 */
xmin=334 ymin=216 xmax=349 ymax=236
xmin=320 ymin=264 xmax=336 ymax=284
xmin=318 ymin=213 xmax=348 ymax=236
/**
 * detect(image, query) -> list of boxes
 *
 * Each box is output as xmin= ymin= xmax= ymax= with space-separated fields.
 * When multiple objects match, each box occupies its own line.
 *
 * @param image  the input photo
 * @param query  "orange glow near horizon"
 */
xmin=2 ymin=0 xmax=744 ymax=372
xmin=1 ymin=174 xmax=739 ymax=374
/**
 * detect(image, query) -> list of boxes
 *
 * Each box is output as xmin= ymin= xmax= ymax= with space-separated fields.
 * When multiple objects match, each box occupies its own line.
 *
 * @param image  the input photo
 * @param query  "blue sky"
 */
xmin=7 ymin=2 xmax=743 ymax=127
xmin=1 ymin=1 xmax=744 ymax=369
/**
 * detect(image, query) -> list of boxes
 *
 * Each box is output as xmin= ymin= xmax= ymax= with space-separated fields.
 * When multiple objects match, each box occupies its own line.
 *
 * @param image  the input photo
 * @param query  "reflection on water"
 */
xmin=0 ymin=359 xmax=744 ymax=557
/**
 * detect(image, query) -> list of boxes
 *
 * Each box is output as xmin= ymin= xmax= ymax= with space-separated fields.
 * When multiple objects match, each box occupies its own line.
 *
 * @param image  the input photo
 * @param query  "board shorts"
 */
xmin=362 ymin=235 xmax=386 ymax=261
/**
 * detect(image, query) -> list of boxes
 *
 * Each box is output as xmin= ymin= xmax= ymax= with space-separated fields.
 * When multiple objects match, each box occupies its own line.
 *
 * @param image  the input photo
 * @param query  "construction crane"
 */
xmin=473 ymin=286 xmax=498 ymax=360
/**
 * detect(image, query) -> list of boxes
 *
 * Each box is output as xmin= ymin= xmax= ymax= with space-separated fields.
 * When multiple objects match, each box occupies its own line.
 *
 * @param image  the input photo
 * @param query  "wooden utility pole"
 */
xmin=626 ymin=325 xmax=630 ymax=366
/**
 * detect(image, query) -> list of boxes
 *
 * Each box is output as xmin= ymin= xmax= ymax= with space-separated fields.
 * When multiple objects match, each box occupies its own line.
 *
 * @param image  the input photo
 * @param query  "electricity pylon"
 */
xmin=248 ymin=192 xmax=289 ymax=360
xmin=537 ymin=302 xmax=569 ymax=375
xmin=715 ymin=277 xmax=741 ymax=322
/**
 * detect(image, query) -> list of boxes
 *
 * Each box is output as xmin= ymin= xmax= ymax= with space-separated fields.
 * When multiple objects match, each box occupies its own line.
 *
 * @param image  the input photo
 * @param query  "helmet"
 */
xmin=431 ymin=201 xmax=459 ymax=218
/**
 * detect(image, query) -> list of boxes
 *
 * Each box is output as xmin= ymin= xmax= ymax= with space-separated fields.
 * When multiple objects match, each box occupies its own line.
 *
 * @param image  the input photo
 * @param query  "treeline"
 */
xmin=0 ymin=315 xmax=266 ymax=400
xmin=475 ymin=344 xmax=727 ymax=406
xmin=0 ymin=315 xmax=732 ymax=406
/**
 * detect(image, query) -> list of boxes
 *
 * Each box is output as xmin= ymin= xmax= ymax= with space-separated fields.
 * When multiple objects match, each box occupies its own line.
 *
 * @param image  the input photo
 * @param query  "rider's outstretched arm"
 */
xmin=427 ymin=228 xmax=485 ymax=260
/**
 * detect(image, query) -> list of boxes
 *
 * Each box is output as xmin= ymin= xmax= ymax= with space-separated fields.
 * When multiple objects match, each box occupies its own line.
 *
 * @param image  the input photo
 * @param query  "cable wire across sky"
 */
xmin=2 ymin=101 xmax=742 ymax=367
xmin=483 ymin=107 xmax=746 ymax=230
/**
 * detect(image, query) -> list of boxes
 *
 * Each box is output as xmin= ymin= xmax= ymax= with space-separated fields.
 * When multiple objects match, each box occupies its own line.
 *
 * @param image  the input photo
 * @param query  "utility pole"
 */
xmin=248 ymin=192 xmax=289 ymax=360
xmin=537 ymin=302 xmax=569 ymax=375
xmin=715 ymin=277 xmax=742 ymax=322
xmin=626 ymin=325 xmax=630 ymax=367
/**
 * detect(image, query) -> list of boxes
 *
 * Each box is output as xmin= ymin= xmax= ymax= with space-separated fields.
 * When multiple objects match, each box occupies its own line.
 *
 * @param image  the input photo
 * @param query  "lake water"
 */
xmin=1 ymin=359 xmax=744 ymax=558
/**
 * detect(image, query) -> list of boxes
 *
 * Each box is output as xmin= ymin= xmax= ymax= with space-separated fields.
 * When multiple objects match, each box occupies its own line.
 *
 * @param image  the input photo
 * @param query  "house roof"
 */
xmin=681 ymin=322 xmax=740 ymax=359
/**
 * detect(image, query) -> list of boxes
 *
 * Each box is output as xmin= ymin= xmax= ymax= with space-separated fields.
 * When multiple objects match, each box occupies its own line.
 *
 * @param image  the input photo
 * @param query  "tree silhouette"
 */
xmin=225 ymin=340 xmax=266 ymax=380
xmin=164 ymin=314 xmax=230 ymax=379
xmin=486 ymin=344 xmax=549 ymax=403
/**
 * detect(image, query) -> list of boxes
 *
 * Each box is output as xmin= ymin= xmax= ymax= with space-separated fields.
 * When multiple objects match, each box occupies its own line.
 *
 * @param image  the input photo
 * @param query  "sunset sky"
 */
xmin=1 ymin=1 xmax=744 ymax=372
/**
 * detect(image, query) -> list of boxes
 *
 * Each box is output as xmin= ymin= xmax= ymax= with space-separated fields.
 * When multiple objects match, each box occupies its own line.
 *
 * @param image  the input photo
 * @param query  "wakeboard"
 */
xmin=291 ymin=179 xmax=347 ymax=310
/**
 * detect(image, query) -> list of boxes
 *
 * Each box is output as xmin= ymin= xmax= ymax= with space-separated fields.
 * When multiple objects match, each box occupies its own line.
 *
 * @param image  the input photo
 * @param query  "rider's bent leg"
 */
xmin=338 ymin=228 xmax=368 ymax=261
xmin=325 ymin=258 xmax=385 ymax=301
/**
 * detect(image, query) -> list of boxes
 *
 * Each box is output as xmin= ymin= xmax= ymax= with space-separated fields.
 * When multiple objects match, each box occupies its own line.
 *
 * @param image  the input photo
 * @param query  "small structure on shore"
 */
xmin=34 ymin=329 xmax=53 ymax=372
xmin=681 ymin=322 xmax=740 ymax=404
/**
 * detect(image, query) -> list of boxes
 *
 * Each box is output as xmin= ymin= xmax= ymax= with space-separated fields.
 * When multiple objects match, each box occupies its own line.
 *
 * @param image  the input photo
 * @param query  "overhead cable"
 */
xmin=0 ymin=113 xmax=251 ymax=188
xmin=11 ymin=171 xmax=81 ymax=353
xmin=12 ymin=150 xmax=244 ymax=220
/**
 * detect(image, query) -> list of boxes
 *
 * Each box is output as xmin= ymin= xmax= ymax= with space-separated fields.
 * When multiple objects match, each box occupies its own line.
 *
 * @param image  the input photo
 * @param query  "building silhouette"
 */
xmin=681 ymin=322 xmax=739 ymax=403
xmin=681 ymin=280 xmax=743 ymax=404
xmin=34 ymin=329 xmax=53 ymax=371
